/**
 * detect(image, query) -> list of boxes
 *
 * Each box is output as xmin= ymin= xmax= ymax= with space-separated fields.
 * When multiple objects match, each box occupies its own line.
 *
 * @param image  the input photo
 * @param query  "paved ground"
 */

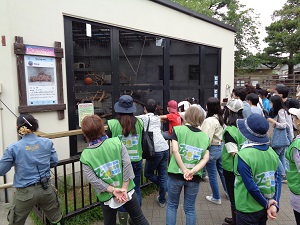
xmin=1 ymin=180 xmax=296 ymax=225
xmin=91 ymin=179 xmax=295 ymax=225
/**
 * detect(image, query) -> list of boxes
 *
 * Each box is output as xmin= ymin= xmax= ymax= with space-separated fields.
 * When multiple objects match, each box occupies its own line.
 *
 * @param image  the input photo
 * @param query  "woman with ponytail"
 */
xmin=106 ymin=95 xmax=144 ymax=224
xmin=0 ymin=114 xmax=64 ymax=225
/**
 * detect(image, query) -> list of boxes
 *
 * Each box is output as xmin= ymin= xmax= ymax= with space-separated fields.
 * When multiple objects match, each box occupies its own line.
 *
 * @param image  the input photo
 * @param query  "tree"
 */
xmin=172 ymin=0 xmax=261 ymax=69
xmin=264 ymin=0 xmax=300 ymax=74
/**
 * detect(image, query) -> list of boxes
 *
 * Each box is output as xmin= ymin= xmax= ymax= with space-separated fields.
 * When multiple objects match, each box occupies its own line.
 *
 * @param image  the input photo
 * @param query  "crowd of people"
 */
xmin=0 ymin=83 xmax=300 ymax=225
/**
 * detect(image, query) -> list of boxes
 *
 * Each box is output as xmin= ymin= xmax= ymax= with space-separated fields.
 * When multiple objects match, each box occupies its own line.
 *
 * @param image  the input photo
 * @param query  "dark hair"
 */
xmin=270 ymin=95 xmax=288 ymax=116
xmin=258 ymin=89 xmax=268 ymax=98
xmin=178 ymin=104 xmax=185 ymax=112
xmin=145 ymin=99 xmax=157 ymax=113
xmin=226 ymin=109 xmax=244 ymax=126
xmin=275 ymin=84 xmax=289 ymax=98
xmin=287 ymin=98 xmax=300 ymax=109
xmin=233 ymin=88 xmax=247 ymax=101
xmin=245 ymin=85 xmax=257 ymax=94
xmin=81 ymin=115 xmax=106 ymax=142
xmin=206 ymin=97 xmax=224 ymax=126
xmin=17 ymin=114 xmax=39 ymax=132
xmin=246 ymin=93 xmax=259 ymax=105
xmin=186 ymin=97 xmax=198 ymax=105
xmin=116 ymin=113 xmax=138 ymax=137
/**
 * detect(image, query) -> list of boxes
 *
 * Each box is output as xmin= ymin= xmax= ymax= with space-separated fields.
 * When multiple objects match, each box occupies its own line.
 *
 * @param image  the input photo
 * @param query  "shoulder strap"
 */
xmin=146 ymin=117 xmax=150 ymax=132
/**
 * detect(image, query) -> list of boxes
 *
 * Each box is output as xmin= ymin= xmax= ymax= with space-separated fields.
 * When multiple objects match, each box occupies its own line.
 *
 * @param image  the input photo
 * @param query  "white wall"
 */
xmin=0 ymin=0 xmax=235 ymax=184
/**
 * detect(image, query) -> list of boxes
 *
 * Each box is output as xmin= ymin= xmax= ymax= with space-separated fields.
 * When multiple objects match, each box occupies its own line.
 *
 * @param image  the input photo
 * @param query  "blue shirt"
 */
xmin=262 ymin=98 xmax=271 ymax=113
xmin=242 ymin=101 xmax=252 ymax=118
xmin=0 ymin=134 xmax=58 ymax=188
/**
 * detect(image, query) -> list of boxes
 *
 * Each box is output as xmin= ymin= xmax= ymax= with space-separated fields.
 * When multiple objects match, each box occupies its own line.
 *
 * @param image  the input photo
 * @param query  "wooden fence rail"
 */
xmin=234 ymin=73 xmax=300 ymax=97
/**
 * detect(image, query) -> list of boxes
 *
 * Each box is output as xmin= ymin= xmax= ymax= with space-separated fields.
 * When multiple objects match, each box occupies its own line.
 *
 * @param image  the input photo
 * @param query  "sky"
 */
xmin=238 ymin=0 xmax=286 ymax=51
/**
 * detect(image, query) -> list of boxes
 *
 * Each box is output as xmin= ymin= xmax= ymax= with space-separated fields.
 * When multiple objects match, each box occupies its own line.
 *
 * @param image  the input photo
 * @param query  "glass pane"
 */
xmin=119 ymin=30 xmax=163 ymax=86
xmin=72 ymin=21 xmax=113 ymax=122
xmin=73 ymin=21 xmax=111 ymax=85
xmin=75 ymin=90 xmax=113 ymax=153
xmin=201 ymin=46 xmax=220 ymax=105
xmin=72 ymin=21 xmax=113 ymax=153
xmin=170 ymin=40 xmax=200 ymax=86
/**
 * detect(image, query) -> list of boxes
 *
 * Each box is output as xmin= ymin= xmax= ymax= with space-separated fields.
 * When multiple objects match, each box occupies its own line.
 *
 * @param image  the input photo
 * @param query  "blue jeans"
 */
xmin=273 ymin=146 xmax=286 ymax=177
xmin=100 ymin=192 xmax=149 ymax=225
xmin=119 ymin=160 xmax=142 ymax=212
xmin=205 ymin=145 xmax=227 ymax=200
xmin=144 ymin=150 xmax=169 ymax=204
xmin=166 ymin=175 xmax=200 ymax=225
xmin=162 ymin=131 xmax=171 ymax=140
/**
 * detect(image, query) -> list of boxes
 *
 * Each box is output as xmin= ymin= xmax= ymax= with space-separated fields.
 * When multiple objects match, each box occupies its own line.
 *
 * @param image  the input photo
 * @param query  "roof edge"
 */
xmin=150 ymin=0 xmax=237 ymax=33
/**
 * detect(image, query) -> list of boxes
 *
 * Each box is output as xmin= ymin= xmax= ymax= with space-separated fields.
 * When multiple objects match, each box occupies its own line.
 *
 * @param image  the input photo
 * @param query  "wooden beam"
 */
xmin=37 ymin=126 xmax=108 ymax=139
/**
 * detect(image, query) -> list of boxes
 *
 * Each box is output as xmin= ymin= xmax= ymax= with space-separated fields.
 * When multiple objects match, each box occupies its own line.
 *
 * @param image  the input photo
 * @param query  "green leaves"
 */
xmin=264 ymin=0 xmax=300 ymax=74
xmin=172 ymin=0 xmax=261 ymax=69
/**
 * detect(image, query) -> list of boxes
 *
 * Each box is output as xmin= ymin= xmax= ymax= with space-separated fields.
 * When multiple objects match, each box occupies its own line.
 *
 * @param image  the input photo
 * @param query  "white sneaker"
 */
xmin=206 ymin=195 xmax=221 ymax=205
xmin=156 ymin=196 xmax=166 ymax=208
xmin=201 ymin=175 xmax=209 ymax=181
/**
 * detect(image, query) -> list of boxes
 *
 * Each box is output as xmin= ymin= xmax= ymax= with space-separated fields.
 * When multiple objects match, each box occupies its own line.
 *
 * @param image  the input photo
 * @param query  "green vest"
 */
xmin=80 ymin=137 xmax=135 ymax=202
xmin=108 ymin=119 xmax=143 ymax=162
xmin=285 ymin=139 xmax=300 ymax=195
xmin=222 ymin=126 xmax=246 ymax=172
xmin=168 ymin=126 xmax=210 ymax=177
xmin=234 ymin=147 xmax=279 ymax=213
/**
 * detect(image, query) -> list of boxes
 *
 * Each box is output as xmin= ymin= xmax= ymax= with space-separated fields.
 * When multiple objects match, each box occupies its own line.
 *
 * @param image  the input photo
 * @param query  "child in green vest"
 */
xmin=286 ymin=108 xmax=300 ymax=224
xmin=166 ymin=106 xmax=210 ymax=225
xmin=235 ymin=113 xmax=281 ymax=225
xmin=80 ymin=115 xmax=149 ymax=225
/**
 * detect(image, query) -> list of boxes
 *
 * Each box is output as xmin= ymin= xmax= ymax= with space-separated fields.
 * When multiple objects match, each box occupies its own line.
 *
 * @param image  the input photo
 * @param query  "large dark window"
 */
xmin=64 ymin=17 xmax=221 ymax=155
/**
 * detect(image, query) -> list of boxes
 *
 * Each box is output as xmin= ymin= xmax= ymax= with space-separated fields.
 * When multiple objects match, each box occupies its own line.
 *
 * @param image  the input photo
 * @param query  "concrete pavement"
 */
xmin=1 ymin=180 xmax=296 ymax=225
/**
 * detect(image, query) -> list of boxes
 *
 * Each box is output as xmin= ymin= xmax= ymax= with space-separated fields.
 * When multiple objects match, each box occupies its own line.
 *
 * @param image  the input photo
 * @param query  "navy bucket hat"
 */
xmin=114 ymin=95 xmax=136 ymax=114
xmin=237 ymin=113 xmax=269 ymax=143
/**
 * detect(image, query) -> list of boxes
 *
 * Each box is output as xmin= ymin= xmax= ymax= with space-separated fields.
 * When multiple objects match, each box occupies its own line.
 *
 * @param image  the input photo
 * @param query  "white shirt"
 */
xmin=201 ymin=115 xmax=223 ymax=146
xmin=136 ymin=113 xmax=169 ymax=152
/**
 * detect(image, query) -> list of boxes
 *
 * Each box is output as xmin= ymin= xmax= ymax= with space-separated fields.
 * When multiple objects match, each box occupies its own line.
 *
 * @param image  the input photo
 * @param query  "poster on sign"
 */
xmin=24 ymin=55 xmax=57 ymax=106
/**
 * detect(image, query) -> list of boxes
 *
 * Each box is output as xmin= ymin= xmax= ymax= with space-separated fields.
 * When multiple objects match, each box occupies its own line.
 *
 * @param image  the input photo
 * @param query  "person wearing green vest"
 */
xmin=80 ymin=115 xmax=149 ymax=225
xmin=166 ymin=106 xmax=210 ymax=225
xmin=286 ymin=108 xmax=300 ymax=224
xmin=106 ymin=95 xmax=144 ymax=224
xmin=221 ymin=98 xmax=245 ymax=225
xmin=235 ymin=113 xmax=281 ymax=225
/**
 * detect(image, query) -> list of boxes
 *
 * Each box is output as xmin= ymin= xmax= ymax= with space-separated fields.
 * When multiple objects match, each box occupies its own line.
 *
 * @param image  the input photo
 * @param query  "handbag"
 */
xmin=271 ymin=126 xmax=292 ymax=148
xmin=142 ymin=117 xmax=155 ymax=159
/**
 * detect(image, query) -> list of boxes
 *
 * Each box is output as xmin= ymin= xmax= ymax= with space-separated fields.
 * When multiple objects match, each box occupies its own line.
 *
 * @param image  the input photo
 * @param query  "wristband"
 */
xmin=270 ymin=203 xmax=279 ymax=212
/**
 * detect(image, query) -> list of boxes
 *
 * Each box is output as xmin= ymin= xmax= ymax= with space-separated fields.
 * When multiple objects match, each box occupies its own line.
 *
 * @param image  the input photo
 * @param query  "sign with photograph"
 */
xmin=78 ymin=103 xmax=94 ymax=127
xmin=24 ymin=55 xmax=58 ymax=105
xmin=14 ymin=37 xmax=65 ymax=118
